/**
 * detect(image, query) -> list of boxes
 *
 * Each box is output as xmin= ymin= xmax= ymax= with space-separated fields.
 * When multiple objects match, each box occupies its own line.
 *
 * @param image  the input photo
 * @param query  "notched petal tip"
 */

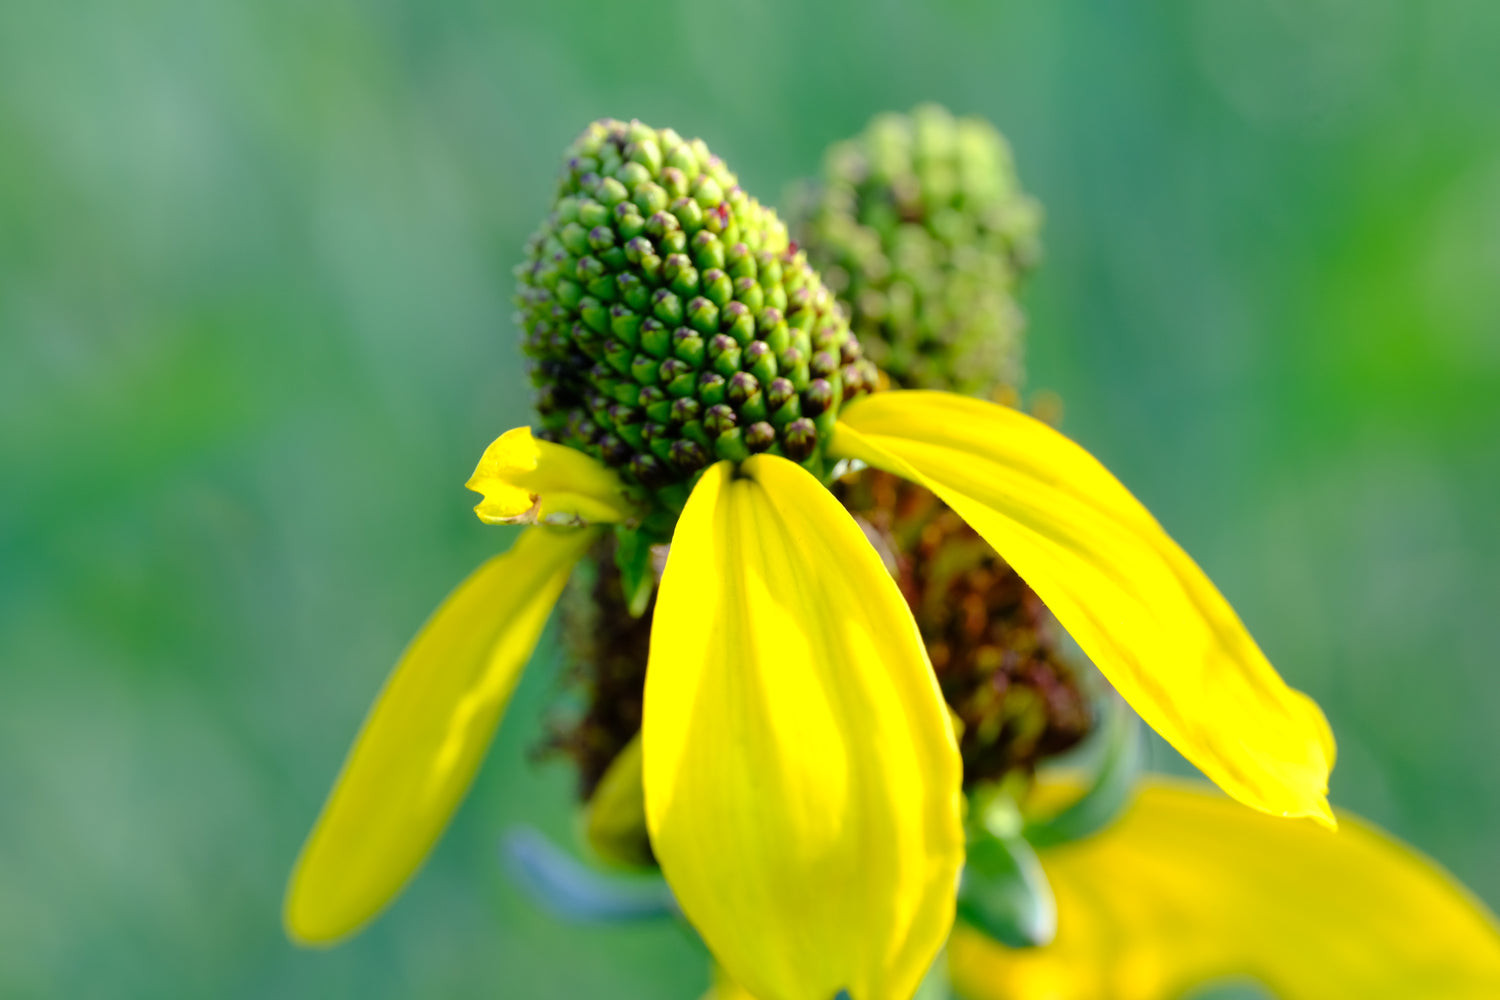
xmin=466 ymin=426 xmax=638 ymax=525
xmin=1302 ymin=802 xmax=1339 ymax=832
xmin=465 ymin=428 xmax=550 ymax=524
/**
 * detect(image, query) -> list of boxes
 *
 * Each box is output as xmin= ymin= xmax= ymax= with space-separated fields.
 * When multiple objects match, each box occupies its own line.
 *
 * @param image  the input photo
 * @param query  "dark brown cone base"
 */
xmin=836 ymin=470 xmax=1091 ymax=787
xmin=541 ymin=536 xmax=652 ymax=801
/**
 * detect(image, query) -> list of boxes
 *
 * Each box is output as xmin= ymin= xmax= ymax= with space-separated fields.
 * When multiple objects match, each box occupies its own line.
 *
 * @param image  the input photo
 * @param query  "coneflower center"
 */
xmin=516 ymin=119 xmax=879 ymax=518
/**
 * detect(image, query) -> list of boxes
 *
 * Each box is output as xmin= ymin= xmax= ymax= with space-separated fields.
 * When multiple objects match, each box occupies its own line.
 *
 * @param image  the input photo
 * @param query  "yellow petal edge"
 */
xmin=285 ymin=524 xmax=599 ymax=945
xmin=700 ymin=966 xmax=762 ymax=1000
xmin=644 ymin=456 xmax=964 ymax=1000
xmin=466 ymin=426 xmax=637 ymax=525
xmin=950 ymin=778 xmax=1500 ymax=1000
xmin=832 ymin=391 xmax=1335 ymax=825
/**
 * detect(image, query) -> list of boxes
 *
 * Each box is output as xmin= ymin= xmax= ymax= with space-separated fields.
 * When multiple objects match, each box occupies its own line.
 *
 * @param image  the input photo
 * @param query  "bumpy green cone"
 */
xmin=792 ymin=104 xmax=1042 ymax=398
xmin=517 ymin=119 xmax=878 ymax=515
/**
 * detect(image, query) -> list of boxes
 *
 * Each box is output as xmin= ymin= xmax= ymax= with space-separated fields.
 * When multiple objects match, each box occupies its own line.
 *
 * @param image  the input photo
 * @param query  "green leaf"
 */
xmin=957 ymin=827 xmax=1056 ymax=949
xmin=613 ymin=526 xmax=657 ymax=617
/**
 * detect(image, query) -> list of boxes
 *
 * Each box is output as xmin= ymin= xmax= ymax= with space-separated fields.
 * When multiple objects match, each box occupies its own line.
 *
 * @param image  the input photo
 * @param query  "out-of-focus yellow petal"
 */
xmin=949 ymin=778 xmax=1500 ymax=1000
xmin=584 ymin=733 xmax=653 ymax=869
xmin=700 ymin=967 xmax=761 ymax=1000
xmin=465 ymin=426 xmax=638 ymax=525
xmin=285 ymin=525 xmax=598 ymax=945
xmin=644 ymin=456 xmax=964 ymax=1000
xmin=832 ymin=391 xmax=1334 ymax=825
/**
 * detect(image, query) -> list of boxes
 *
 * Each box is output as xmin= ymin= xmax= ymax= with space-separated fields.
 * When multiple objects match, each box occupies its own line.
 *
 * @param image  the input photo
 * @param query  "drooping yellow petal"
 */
xmin=949 ymin=778 xmax=1500 ymax=1000
xmin=644 ymin=456 xmax=964 ymax=1000
xmin=285 ymin=525 xmax=599 ymax=945
xmin=832 ymin=391 xmax=1334 ymax=825
xmin=466 ymin=426 xmax=638 ymax=525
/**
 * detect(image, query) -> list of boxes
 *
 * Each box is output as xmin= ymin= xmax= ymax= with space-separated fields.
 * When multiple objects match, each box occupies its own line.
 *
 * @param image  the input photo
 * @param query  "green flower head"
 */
xmin=793 ymin=104 xmax=1041 ymax=398
xmin=516 ymin=119 xmax=877 ymax=514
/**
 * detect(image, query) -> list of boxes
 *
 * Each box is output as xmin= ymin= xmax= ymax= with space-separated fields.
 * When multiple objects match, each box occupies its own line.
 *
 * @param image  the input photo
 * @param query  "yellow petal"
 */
xmin=466 ymin=426 xmax=638 ymax=525
xmin=644 ymin=456 xmax=964 ymax=1000
xmin=284 ymin=525 xmax=598 ymax=945
xmin=700 ymin=967 xmax=762 ymax=1000
xmin=949 ymin=778 xmax=1500 ymax=1000
xmin=584 ymin=733 xmax=654 ymax=869
xmin=832 ymin=391 xmax=1334 ymax=824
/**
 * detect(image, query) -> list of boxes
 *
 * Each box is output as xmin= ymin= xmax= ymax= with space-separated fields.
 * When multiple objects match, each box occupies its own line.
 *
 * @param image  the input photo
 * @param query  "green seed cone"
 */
xmin=791 ymin=104 xmax=1042 ymax=398
xmin=517 ymin=119 xmax=878 ymax=509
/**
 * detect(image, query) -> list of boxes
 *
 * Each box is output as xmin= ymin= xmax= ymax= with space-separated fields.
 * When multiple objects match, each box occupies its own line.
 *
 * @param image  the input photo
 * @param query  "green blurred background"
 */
xmin=3 ymin=1 xmax=1498 ymax=996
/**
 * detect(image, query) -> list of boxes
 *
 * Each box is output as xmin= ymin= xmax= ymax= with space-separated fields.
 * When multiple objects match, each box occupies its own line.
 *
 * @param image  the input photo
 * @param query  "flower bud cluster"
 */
xmin=792 ymin=104 xmax=1041 ymax=398
xmin=517 ymin=120 xmax=877 ymax=504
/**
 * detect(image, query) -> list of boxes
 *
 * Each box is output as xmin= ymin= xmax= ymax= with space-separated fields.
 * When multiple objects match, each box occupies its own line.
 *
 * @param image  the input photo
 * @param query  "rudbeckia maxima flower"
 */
xmin=285 ymin=120 xmax=1334 ymax=1000
xmin=948 ymin=778 xmax=1500 ymax=1000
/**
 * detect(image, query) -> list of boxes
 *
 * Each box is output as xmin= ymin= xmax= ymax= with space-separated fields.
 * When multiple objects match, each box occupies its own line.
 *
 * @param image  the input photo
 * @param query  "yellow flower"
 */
xmin=286 ymin=393 xmax=1334 ymax=998
xmin=284 ymin=119 xmax=1335 ymax=1000
xmin=948 ymin=778 xmax=1500 ymax=1000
